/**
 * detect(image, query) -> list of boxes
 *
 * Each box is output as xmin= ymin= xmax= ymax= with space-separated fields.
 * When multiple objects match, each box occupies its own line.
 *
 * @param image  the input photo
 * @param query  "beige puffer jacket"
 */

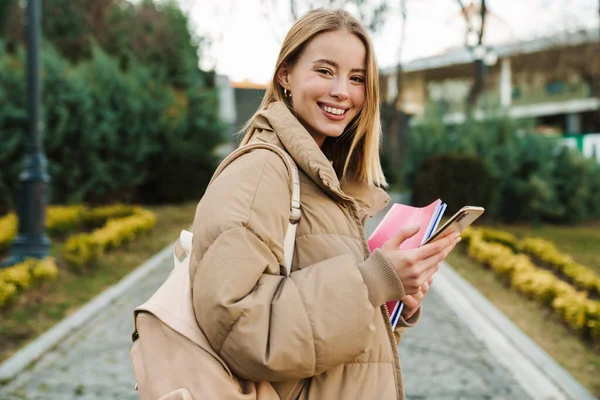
xmin=189 ymin=101 xmax=420 ymax=400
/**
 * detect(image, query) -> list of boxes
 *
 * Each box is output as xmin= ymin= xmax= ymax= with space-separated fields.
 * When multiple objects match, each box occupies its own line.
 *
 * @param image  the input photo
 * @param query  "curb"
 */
xmin=0 ymin=241 xmax=174 ymax=384
xmin=435 ymin=261 xmax=597 ymax=400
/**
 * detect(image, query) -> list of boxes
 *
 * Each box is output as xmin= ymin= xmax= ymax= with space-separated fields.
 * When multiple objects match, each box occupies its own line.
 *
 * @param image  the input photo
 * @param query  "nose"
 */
xmin=329 ymin=77 xmax=349 ymax=101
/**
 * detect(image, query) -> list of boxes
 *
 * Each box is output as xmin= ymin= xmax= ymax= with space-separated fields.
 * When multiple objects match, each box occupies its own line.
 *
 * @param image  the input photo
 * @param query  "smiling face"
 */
xmin=277 ymin=30 xmax=367 ymax=147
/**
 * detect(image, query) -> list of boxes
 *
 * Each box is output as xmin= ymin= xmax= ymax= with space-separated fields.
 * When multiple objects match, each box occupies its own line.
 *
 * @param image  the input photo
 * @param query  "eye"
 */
xmin=316 ymin=68 xmax=333 ymax=76
xmin=351 ymin=75 xmax=365 ymax=83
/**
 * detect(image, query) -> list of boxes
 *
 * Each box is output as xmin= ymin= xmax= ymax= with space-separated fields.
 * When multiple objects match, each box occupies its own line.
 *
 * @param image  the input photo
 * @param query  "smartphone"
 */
xmin=422 ymin=206 xmax=485 ymax=245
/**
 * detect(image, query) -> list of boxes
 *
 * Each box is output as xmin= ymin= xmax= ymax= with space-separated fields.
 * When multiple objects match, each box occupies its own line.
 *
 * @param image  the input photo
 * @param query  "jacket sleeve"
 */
xmin=190 ymin=150 xmax=405 ymax=382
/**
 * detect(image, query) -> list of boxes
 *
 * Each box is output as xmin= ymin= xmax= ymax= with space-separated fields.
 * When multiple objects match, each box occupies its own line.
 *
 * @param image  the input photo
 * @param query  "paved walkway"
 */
xmin=0 ymin=211 xmax=594 ymax=399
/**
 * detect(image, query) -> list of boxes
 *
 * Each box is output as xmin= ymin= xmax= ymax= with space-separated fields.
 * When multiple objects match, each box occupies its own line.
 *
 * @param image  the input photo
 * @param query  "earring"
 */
xmin=284 ymin=88 xmax=291 ymax=98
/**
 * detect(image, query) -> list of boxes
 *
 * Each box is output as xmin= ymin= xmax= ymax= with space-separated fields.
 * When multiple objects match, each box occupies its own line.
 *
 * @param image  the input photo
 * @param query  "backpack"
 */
xmin=130 ymin=143 xmax=301 ymax=400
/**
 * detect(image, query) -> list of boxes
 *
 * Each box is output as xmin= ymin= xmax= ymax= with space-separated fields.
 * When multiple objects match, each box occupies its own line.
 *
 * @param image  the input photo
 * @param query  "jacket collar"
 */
xmin=252 ymin=101 xmax=390 ymax=219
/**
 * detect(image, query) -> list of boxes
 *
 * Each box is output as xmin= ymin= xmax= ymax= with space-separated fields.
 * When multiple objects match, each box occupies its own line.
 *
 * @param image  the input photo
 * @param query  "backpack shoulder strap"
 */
xmin=209 ymin=142 xmax=301 ymax=275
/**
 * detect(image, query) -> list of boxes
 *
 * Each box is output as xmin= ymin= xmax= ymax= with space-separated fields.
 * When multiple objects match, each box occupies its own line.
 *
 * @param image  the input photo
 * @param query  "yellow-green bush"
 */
xmin=63 ymin=234 xmax=103 ymax=271
xmin=0 ymin=203 xmax=154 ymax=307
xmin=0 ymin=257 xmax=59 ymax=308
xmin=31 ymin=257 xmax=60 ymax=281
xmin=0 ymin=280 xmax=17 ymax=308
xmin=91 ymin=207 xmax=155 ymax=250
xmin=82 ymin=204 xmax=134 ymax=227
xmin=468 ymin=231 xmax=560 ymax=305
xmin=465 ymin=227 xmax=600 ymax=344
xmin=518 ymin=237 xmax=600 ymax=295
xmin=511 ymin=267 xmax=562 ymax=306
xmin=588 ymin=303 xmax=600 ymax=342
xmin=552 ymin=288 xmax=591 ymax=333
xmin=46 ymin=205 xmax=86 ymax=235
xmin=2 ymin=204 xmax=153 ymax=271
xmin=0 ymin=204 xmax=137 ymax=251
xmin=0 ymin=213 xmax=17 ymax=252
xmin=63 ymin=207 xmax=156 ymax=269
xmin=467 ymin=232 xmax=513 ymax=268
xmin=478 ymin=227 xmax=518 ymax=249
xmin=0 ymin=262 xmax=32 ymax=290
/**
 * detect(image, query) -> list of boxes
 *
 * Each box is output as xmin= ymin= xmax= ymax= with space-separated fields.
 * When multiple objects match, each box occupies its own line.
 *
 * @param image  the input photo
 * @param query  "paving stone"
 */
xmin=0 ymin=260 xmax=170 ymax=400
xmin=399 ymin=289 xmax=530 ymax=400
xmin=0 ymin=213 xmax=534 ymax=399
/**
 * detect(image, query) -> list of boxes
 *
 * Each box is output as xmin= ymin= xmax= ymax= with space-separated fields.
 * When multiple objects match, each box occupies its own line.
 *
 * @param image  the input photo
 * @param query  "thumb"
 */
xmin=388 ymin=224 xmax=420 ymax=247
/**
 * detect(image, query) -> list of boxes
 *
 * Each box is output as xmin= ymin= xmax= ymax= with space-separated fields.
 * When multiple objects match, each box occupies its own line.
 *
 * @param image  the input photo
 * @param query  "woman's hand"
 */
xmin=380 ymin=225 xmax=460 ymax=296
xmin=401 ymin=276 xmax=433 ymax=319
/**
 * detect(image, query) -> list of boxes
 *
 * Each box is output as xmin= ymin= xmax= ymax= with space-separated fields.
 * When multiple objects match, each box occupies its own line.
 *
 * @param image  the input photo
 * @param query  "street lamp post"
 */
xmin=1 ymin=0 xmax=51 ymax=268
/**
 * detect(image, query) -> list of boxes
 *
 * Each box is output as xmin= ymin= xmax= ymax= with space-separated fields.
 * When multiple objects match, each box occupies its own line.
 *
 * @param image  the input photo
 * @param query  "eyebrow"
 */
xmin=313 ymin=59 xmax=366 ymax=74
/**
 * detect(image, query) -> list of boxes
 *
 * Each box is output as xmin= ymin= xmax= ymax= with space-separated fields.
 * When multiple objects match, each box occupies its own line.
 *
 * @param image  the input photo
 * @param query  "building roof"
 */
xmin=382 ymin=28 xmax=600 ymax=75
xmin=229 ymin=79 xmax=268 ymax=90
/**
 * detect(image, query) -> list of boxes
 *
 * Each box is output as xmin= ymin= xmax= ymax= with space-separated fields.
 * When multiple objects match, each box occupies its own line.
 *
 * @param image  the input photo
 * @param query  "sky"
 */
xmin=179 ymin=0 xmax=599 ymax=83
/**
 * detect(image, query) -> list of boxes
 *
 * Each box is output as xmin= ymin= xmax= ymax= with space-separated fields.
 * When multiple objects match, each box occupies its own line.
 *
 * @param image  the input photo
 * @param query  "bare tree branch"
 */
xmin=478 ymin=0 xmax=487 ymax=45
xmin=455 ymin=0 xmax=475 ymax=45
xmin=384 ymin=0 xmax=409 ymax=185
xmin=259 ymin=0 xmax=285 ymax=44
xmin=455 ymin=0 xmax=466 ymax=15
xmin=463 ymin=0 xmax=489 ymax=109
xmin=455 ymin=0 xmax=467 ymax=22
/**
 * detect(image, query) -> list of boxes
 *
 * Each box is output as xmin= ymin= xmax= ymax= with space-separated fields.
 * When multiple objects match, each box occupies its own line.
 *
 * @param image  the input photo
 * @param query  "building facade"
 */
xmin=380 ymin=29 xmax=600 ymax=161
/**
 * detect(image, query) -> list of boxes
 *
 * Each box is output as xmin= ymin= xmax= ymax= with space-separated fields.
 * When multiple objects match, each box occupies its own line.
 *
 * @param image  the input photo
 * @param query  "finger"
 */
xmin=386 ymin=224 xmax=421 ymax=248
xmin=417 ymin=262 xmax=439 ymax=288
xmin=402 ymin=294 xmax=421 ymax=310
xmin=435 ymin=228 xmax=457 ymax=240
xmin=418 ymin=233 xmax=460 ymax=259
xmin=407 ymin=252 xmax=443 ymax=286
xmin=404 ymin=309 xmax=418 ymax=319
xmin=420 ymin=237 xmax=459 ymax=269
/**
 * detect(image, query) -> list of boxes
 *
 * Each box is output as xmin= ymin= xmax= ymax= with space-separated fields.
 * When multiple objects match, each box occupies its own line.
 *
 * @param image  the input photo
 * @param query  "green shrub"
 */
xmin=406 ymin=104 xmax=600 ymax=223
xmin=0 ymin=1 xmax=225 ymax=209
xmin=551 ymin=148 xmax=600 ymax=223
xmin=0 ymin=40 xmax=26 ymax=214
xmin=0 ymin=43 xmax=223 ymax=207
xmin=411 ymin=153 xmax=495 ymax=214
xmin=491 ymin=131 xmax=561 ymax=222
xmin=137 ymin=87 xmax=223 ymax=203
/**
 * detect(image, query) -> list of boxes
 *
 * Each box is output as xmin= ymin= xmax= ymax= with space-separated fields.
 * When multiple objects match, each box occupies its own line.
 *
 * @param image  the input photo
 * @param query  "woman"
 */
xmin=189 ymin=8 xmax=459 ymax=400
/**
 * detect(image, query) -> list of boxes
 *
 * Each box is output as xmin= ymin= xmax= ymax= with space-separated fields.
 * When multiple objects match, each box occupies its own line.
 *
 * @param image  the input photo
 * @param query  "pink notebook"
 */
xmin=368 ymin=199 xmax=446 ymax=329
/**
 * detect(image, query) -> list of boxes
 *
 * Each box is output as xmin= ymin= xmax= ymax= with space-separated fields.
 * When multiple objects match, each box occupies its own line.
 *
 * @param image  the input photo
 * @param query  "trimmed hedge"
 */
xmin=467 ymin=227 xmax=600 ymax=296
xmin=463 ymin=227 xmax=600 ymax=343
xmin=0 ymin=204 xmax=140 ymax=250
xmin=63 ymin=207 xmax=156 ymax=270
xmin=518 ymin=237 xmax=600 ymax=296
xmin=0 ymin=257 xmax=59 ymax=308
xmin=0 ymin=204 xmax=157 ymax=307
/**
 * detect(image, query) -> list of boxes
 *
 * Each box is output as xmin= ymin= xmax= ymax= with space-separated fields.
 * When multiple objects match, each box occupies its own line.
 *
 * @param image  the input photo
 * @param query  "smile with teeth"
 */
xmin=319 ymin=104 xmax=347 ymax=115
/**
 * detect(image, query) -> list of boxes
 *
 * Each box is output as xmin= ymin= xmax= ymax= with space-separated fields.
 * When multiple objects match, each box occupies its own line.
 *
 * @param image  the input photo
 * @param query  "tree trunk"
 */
xmin=465 ymin=0 xmax=488 ymax=112
xmin=383 ymin=64 xmax=408 ymax=188
xmin=467 ymin=59 xmax=486 ymax=110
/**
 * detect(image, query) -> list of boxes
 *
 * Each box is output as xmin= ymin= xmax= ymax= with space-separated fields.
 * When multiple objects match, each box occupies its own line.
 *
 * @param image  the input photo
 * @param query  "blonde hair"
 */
xmin=239 ymin=9 xmax=387 ymax=187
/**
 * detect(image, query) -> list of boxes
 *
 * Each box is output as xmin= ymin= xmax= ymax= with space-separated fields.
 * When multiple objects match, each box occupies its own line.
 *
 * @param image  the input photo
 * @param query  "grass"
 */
xmin=0 ymin=201 xmax=198 ymax=364
xmin=446 ymin=221 xmax=600 ymax=397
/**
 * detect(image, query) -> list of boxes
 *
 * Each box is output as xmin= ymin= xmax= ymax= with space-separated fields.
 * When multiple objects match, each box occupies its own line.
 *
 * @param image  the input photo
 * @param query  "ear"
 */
xmin=276 ymin=64 xmax=290 ymax=90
